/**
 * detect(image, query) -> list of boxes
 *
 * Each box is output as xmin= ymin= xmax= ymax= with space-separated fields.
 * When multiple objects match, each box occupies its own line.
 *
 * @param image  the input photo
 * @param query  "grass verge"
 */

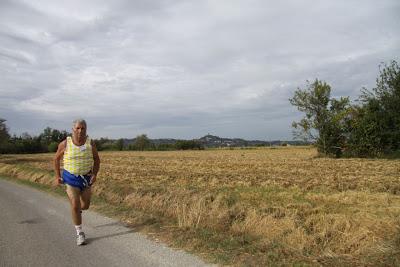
xmin=0 ymin=169 xmax=316 ymax=266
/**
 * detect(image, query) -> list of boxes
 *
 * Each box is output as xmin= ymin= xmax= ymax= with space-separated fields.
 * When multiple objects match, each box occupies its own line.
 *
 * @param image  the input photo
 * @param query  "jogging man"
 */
xmin=54 ymin=119 xmax=100 ymax=245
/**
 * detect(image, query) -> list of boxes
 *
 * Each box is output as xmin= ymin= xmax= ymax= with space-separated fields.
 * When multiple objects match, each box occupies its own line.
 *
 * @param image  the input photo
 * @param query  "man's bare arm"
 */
xmin=91 ymin=140 xmax=100 ymax=184
xmin=54 ymin=140 xmax=66 ymax=185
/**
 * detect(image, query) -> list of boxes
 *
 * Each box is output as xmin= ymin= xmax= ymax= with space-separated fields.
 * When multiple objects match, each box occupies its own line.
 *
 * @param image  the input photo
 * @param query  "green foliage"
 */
xmin=346 ymin=60 xmax=400 ymax=157
xmin=38 ymin=127 xmax=69 ymax=147
xmin=115 ymin=138 xmax=124 ymax=151
xmin=126 ymin=137 xmax=203 ymax=151
xmin=94 ymin=138 xmax=128 ymax=151
xmin=175 ymin=140 xmax=204 ymax=150
xmin=0 ymin=118 xmax=11 ymax=153
xmin=155 ymin=143 xmax=176 ymax=151
xmin=289 ymin=80 xmax=351 ymax=157
xmin=38 ymin=127 xmax=69 ymax=153
xmin=93 ymin=138 xmax=112 ymax=151
xmin=8 ymin=134 xmax=46 ymax=154
xmin=48 ymin=141 xmax=59 ymax=152
xmin=129 ymin=134 xmax=152 ymax=151
xmin=0 ymin=122 xmax=70 ymax=154
xmin=290 ymin=60 xmax=400 ymax=158
xmin=0 ymin=118 xmax=10 ymax=145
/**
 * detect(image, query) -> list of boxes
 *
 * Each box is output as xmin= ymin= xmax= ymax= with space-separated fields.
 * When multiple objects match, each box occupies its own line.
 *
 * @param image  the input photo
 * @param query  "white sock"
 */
xmin=75 ymin=225 xmax=83 ymax=235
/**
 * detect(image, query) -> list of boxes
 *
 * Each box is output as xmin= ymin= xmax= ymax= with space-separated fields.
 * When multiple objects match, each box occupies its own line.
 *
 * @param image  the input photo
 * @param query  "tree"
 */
xmin=347 ymin=60 xmax=400 ymax=156
xmin=39 ymin=127 xmax=69 ymax=146
xmin=51 ymin=128 xmax=69 ymax=143
xmin=10 ymin=133 xmax=45 ymax=153
xmin=0 ymin=118 xmax=11 ymax=153
xmin=289 ymin=79 xmax=351 ymax=156
xmin=40 ymin=127 xmax=53 ymax=145
xmin=132 ymin=134 xmax=151 ymax=151
xmin=93 ymin=138 xmax=111 ymax=151
xmin=115 ymin=138 xmax=124 ymax=151
xmin=48 ymin=142 xmax=59 ymax=152
xmin=0 ymin=118 xmax=10 ymax=144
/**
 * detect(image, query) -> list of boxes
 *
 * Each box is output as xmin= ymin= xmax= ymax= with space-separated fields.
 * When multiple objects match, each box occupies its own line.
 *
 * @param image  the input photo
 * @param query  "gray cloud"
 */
xmin=1 ymin=0 xmax=399 ymax=140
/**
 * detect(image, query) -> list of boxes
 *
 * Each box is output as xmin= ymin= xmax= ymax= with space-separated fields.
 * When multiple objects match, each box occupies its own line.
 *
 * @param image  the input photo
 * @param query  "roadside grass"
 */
xmin=1 ymin=147 xmax=400 ymax=266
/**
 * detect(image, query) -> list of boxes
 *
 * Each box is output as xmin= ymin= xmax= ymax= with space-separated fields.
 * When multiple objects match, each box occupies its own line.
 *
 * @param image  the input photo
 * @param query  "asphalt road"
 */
xmin=0 ymin=178 xmax=214 ymax=267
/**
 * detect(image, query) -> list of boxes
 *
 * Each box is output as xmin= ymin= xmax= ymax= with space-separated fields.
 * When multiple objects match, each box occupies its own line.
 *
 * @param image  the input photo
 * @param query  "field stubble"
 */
xmin=0 ymin=146 xmax=399 ymax=266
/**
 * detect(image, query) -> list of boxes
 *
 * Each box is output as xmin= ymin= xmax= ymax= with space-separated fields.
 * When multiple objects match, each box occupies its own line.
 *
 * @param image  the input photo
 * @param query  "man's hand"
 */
xmin=54 ymin=176 xmax=63 ymax=186
xmin=90 ymin=175 xmax=97 ymax=185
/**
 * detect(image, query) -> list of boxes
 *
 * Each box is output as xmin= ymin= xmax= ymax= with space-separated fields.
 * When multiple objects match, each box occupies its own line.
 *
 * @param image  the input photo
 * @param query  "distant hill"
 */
xmin=196 ymin=134 xmax=308 ymax=147
xmin=122 ymin=134 xmax=309 ymax=148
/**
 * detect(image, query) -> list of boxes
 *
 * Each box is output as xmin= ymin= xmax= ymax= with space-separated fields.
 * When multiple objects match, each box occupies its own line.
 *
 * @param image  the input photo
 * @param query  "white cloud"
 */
xmin=1 ymin=0 xmax=399 ymax=139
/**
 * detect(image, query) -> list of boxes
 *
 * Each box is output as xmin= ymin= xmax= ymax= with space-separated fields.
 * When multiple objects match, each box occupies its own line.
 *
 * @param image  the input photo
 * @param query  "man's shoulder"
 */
xmin=59 ymin=138 xmax=68 ymax=148
xmin=86 ymin=136 xmax=93 ymax=143
xmin=55 ymin=139 xmax=68 ymax=155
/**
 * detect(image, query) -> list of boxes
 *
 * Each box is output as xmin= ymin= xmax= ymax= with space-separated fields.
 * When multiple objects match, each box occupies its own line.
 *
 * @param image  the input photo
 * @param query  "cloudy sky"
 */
xmin=1 ymin=0 xmax=399 ymax=140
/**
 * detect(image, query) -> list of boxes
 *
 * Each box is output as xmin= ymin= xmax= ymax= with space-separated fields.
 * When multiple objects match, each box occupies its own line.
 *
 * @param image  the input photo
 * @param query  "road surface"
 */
xmin=0 ymin=178 xmax=214 ymax=267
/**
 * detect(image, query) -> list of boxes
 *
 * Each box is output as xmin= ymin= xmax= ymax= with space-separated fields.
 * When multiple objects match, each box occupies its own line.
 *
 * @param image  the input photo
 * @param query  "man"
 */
xmin=54 ymin=119 xmax=100 ymax=246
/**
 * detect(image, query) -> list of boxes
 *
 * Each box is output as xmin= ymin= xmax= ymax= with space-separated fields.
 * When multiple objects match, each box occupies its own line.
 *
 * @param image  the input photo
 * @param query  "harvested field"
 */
xmin=1 ymin=146 xmax=399 ymax=266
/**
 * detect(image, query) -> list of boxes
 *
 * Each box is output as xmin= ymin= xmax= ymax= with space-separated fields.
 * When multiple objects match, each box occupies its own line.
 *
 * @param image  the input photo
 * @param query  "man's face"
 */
xmin=73 ymin=123 xmax=86 ymax=139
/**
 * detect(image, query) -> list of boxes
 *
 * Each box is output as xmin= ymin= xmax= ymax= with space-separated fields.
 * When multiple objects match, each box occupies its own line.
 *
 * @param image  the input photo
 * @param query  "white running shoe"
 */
xmin=77 ymin=232 xmax=86 ymax=246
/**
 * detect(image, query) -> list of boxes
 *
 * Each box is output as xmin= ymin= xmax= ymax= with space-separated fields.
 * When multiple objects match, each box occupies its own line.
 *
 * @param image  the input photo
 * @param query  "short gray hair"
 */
xmin=73 ymin=118 xmax=87 ymax=128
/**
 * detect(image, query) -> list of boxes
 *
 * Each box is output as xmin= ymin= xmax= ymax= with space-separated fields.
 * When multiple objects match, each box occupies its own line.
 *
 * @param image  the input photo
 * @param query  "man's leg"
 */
xmin=66 ymin=185 xmax=87 ymax=245
xmin=66 ymin=185 xmax=82 ymax=225
xmin=80 ymin=186 xmax=91 ymax=210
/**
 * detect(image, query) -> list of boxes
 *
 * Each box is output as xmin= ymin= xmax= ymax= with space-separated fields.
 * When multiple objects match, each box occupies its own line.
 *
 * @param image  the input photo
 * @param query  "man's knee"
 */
xmin=80 ymin=188 xmax=91 ymax=210
xmin=81 ymin=201 xmax=90 ymax=210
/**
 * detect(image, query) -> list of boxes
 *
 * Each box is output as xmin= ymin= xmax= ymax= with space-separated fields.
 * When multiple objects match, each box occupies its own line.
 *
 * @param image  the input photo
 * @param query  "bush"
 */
xmin=346 ymin=60 xmax=400 ymax=157
xmin=48 ymin=141 xmax=59 ymax=152
xmin=175 ymin=140 xmax=204 ymax=150
xmin=155 ymin=143 xmax=176 ymax=151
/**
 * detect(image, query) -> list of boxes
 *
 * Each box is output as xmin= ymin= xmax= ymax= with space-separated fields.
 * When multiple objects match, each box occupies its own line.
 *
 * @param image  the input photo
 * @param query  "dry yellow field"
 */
xmin=1 ymin=146 xmax=399 ymax=266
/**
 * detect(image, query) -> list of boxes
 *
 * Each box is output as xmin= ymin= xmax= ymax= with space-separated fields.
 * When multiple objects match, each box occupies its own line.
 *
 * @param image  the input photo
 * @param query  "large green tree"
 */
xmin=0 ymin=118 xmax=10 ymax=144
xmin=289 ymin=79 xmax=351 ymax=157
xmin=0 ymin=118 xmax=11 ymax=153
xmin=347 ymin=60 xmax=400 ymax=156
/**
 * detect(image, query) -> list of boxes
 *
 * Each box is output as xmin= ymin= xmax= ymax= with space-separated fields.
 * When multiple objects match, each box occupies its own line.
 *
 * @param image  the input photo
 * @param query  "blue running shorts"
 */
xmin=62 ymin=169 xmax=92 ymax=191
